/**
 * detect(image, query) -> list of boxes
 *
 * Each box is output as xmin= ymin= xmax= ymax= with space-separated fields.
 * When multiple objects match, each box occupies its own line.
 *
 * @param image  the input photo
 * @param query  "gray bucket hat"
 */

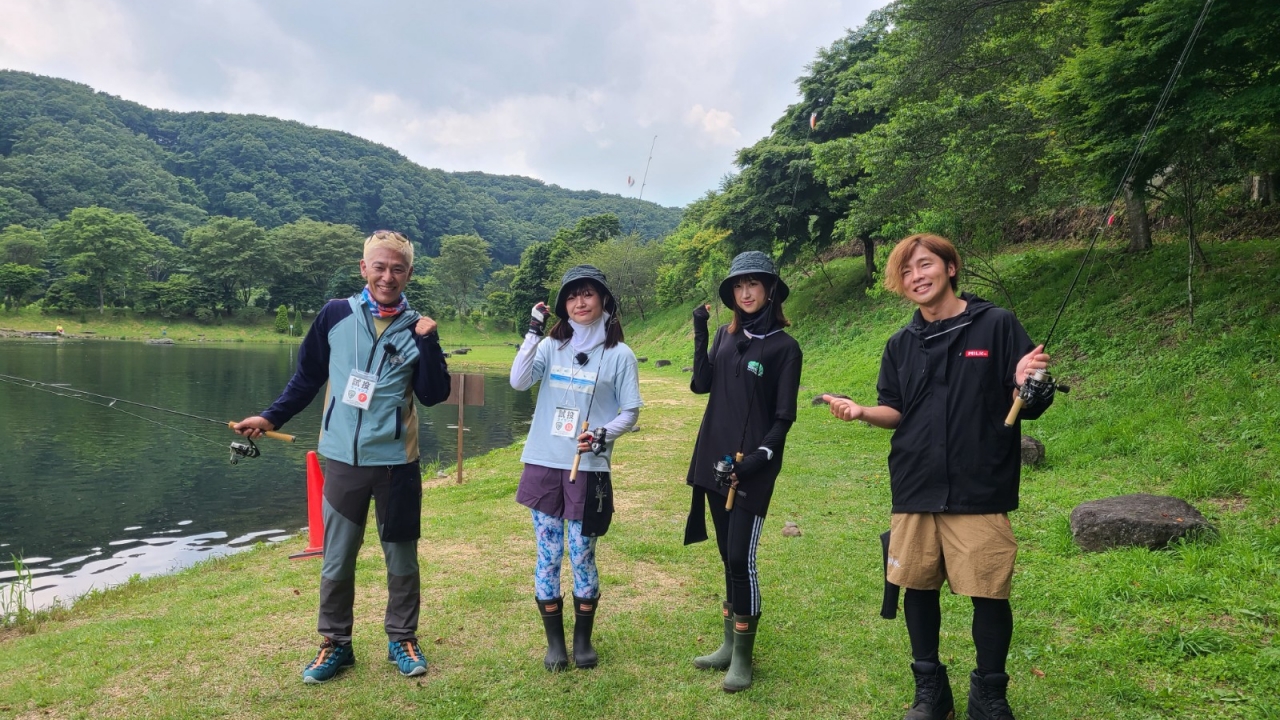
xmin=555 ymin=264 xmax=616 ymax=318
xmin=718 ymin=251 xmax=790 ymax=309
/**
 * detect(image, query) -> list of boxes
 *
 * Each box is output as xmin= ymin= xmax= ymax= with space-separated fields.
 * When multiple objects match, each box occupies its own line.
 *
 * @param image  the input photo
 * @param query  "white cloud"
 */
xmin=686 ymin=104 xmax=742 ymax=146
xmin=0 ymin=0 xmax=884 ymax=207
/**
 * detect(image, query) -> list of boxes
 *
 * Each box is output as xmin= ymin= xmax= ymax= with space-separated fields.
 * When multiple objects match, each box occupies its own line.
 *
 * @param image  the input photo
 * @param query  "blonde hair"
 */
xmin=364 ymin=230 xmax=414 ymax=267
xmin=883 ymin=233 xmax=961 ymax=297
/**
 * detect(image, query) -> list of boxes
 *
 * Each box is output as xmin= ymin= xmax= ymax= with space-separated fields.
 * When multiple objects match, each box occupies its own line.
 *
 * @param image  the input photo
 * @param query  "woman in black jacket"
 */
xmin=684 ymin=251 xmax=802 ymax=693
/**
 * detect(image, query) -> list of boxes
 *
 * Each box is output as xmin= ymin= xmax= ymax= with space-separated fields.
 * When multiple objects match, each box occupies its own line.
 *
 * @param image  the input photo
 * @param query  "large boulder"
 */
xmin=1069 ymin=494 xmax=1214 ymax=552
xmin=1021 ymin=436 xmax=1045 ymax=466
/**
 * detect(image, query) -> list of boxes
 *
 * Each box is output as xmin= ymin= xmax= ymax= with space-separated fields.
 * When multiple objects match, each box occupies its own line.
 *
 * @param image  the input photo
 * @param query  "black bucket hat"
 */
xmin=555 ymin=264 xmax=616 ymax=318
xmin=718 ymin=251 xmax=790 ymax=309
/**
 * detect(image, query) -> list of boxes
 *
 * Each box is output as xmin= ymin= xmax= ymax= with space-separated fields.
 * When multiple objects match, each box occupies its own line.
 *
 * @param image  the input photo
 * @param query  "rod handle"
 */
xmin=227 ymin=421 xmax=296 ymax=443
xmin=1003 ymin=396 xmax=1025 ymax=428
xmin=725 ymin=452 xmax=743 ymax=511
xmin=569 ymin=421 xmax=589 ymax=483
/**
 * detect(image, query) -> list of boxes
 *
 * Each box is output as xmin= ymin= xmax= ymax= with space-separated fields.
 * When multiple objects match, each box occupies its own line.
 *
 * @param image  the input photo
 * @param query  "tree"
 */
xmin=430 ymin=234 xmax=491 ymax=316
xmin=0 ymin=225 xmax=46 ymax=267
xmin=47 ymin=206 xmax=166 ymax=313
xmin=273 ymin=304 xmax=290 ymax=334
xmin=1038 ymin=0 xmax=1280 ymax=251
xmin=403 ymin=275 xmax=442 ymax=318
xmin=577 ymin=235 xmax=663 ymax=320
xmin=268 ymin=219 xmax=365 ymax=310
xmin=0 ymin=262 xmax=45 ymax=309
xmin=507 ymin=241 xmax=554 ymax=332
xmin=184 ymin=217 xmax=274 ymax=311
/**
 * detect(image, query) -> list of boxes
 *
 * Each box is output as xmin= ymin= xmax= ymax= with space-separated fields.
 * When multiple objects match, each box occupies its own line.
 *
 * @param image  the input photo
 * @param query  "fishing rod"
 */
xmin=1004 ymin=0 xmax=1216 ymax=427
xmin=0 ymin=373 xmax=295 ymax=463
xmin=568 ymin=348 xmax=607 ymax=484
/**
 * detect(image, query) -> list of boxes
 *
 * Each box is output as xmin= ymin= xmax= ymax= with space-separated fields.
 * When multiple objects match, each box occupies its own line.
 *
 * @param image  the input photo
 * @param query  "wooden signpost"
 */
xmin=442 ymin=373 xmax=486 ymax=484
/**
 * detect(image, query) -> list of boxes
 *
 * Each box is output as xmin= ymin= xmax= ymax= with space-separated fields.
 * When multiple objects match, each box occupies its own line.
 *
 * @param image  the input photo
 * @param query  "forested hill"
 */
xmin=0 ymin=71 xmax=681 ymax=264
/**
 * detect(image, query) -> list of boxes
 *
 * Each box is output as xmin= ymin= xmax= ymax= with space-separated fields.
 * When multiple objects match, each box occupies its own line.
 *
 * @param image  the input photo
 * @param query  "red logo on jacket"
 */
xmin=964 ymin=349 xmax=990 ymax=358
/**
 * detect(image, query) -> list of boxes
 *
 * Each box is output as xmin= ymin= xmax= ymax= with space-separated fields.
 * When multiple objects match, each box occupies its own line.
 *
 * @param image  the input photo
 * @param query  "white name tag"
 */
xmin=342 ymin=370 xmax=378 ymax=410
xmin=551 ymin=406 xmax=580 ymax=437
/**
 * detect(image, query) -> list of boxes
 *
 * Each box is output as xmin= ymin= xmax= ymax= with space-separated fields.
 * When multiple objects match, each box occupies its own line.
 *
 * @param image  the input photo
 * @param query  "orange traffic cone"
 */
xmin=289 ymin=451 xmax=325 ymax=559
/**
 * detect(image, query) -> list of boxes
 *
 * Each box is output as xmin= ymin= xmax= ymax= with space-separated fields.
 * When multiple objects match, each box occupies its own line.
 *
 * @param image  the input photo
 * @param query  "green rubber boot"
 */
xmin=693 ymin=602 xmax=734 ymax=670
xmin=722 ymin=613 xmax=759 ymax=693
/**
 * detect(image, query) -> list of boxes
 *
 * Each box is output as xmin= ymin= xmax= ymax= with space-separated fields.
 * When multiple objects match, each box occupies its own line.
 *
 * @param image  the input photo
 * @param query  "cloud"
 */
xmin=0 ymin=0 xmax=884 ymax=207
xmin=685 ymin=105 xmax=742 ymax=146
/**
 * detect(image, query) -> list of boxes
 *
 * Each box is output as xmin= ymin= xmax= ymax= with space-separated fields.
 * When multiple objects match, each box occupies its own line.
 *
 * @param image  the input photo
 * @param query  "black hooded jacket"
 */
xmin=877 ymin=293 xmax=1050 ymax=514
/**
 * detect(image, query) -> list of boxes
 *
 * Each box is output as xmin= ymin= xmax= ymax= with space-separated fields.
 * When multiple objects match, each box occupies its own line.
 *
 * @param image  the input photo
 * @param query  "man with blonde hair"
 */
xmin=236 ymin=229 xmax=450 ymax=684
xmin=823 ymin=233 xmax=1054 ymax=720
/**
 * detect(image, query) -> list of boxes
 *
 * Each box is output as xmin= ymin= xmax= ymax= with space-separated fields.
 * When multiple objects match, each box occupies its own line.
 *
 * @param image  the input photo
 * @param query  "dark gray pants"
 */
xmin=318 ymin=458 xmax=421 ymax=644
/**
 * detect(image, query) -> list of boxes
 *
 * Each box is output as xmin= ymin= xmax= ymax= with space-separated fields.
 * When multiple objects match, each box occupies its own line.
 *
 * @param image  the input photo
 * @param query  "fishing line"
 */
xmin=1006 ymin=0 xmax=1215 ymax=425
xmin=1040 ymin=0 xmax=1215 ymax=350
xmin=0 ymin=373 xmax=225 ymax=450
xmin=0 ymin=372 xmax=295 ymax=459
xmin=0 ymin=373 xmax=233 ymax=428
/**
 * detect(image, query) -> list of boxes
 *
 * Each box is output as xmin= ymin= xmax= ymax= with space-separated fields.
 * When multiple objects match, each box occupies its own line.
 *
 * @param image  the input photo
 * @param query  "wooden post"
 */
xmin=444 ymin=373 xmax=485 ymax=484
xmin=456 ymin=374 xmax=465 ymax=485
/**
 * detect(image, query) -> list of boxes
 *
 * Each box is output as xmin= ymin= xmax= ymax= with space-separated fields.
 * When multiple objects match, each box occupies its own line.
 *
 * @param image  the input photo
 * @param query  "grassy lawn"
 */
xmin=1 ymin=236 xmax=1278 ymax=718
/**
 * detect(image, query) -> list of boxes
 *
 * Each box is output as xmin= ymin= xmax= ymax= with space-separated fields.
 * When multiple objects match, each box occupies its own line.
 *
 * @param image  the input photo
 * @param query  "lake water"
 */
xmin=0 ymin=339 xmax=531 ymax=613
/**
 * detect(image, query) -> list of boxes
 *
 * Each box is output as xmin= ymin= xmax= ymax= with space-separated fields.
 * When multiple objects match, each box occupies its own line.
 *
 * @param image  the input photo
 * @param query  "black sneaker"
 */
xmin=905 ymin=661 xmax=955 ymax=720
xmin=967 ymin=671 xmax=1015 ymax=720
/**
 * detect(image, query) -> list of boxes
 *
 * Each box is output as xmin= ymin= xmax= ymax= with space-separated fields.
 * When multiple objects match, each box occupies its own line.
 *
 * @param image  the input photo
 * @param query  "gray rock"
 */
xmin=1021 ymin=436 xmax=1045 ymax=466
xmin=451 ymin=348 xmax=469 ymax=355
xmin=146 ymin=338 xmax=175 ymax=345
xmin=637 ymin=357 xmax=648 ymax=363
xmin=654 ymin=359 xmax=671 ymax=368
xmin=782 ymin=521 xmax=802 ymax=538
xmin=681 ymin=366 xmax=692 ymax=372
xmin=1070 ymin=494 xmax=1215 ymax=552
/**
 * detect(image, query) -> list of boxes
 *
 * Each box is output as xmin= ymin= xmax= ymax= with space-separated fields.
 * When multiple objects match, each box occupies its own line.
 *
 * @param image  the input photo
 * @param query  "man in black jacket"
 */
xmin=823 ymin=234 xmax=1054 ymax=720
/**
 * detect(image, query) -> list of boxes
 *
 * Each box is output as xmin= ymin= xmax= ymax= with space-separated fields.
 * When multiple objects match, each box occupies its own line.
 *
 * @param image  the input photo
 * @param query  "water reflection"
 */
xmin=0 ymin=339 xmax=532 ymax=613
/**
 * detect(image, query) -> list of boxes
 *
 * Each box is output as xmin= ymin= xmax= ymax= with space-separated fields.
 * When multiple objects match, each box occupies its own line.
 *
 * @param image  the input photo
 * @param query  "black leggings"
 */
xmin=904 ymin=588 xmax=1013 ymax=674
xmin=708 ymin=498 xmax=764 ymax=617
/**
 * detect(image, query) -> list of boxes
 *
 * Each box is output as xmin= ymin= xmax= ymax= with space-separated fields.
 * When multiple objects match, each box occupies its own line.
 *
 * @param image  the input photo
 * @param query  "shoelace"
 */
xmin=979 ymin=684 xmax=1014 ymax=717
xmin=310 ymin=641 xmax=341 ymax=669
xmin=913 ymin=674 xmax=940 ymax=704
xmin=394 ymin=641 xmax=421 ymax=663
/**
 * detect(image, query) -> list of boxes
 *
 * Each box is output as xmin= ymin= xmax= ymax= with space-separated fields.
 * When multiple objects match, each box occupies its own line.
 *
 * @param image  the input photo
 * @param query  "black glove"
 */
xmin=692 ymin=304 xmax=710 ymax=332
xmin=731 ymin=449 xmax=770 ymax=481
xmin=528 ymin=302 xmax=549 ymax=336
xmin=1019 ymin=370 xmax=1057 ymax=413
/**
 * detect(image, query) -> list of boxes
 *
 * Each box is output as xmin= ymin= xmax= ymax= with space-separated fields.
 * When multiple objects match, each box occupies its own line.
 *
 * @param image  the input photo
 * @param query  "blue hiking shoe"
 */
xmin=388 ymin=638 xmax=428 ymax=677
xmin=301 ymin=638 xmax=355 ymax=684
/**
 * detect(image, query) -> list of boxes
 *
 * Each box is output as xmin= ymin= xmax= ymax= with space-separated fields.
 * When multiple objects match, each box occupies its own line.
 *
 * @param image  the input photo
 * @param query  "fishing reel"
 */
xmin=1005 ymin=369 xmax=1069 ymax=426
xmin=587 ymin=427 xmax=609 ymax=456
xmin=229 ymin=437 xmax=260 ymax=465
xmin=712 ymin=455 xmax=735 ymax=489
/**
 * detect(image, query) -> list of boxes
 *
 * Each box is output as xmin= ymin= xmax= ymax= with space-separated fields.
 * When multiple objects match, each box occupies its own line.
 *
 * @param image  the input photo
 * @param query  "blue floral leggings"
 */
xmin=532 ymin=508 xmax=599 ymax=601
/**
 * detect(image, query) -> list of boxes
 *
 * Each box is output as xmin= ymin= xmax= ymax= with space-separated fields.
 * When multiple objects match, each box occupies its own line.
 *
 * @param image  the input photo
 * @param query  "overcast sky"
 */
xmin=1 ymin=0 xmax=882 ymax=208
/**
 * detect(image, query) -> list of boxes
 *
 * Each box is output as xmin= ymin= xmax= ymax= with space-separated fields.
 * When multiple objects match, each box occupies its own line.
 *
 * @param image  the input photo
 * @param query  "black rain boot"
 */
xmin=721 ymin=613 xmax=758 ymax=693
xmin=536 ymin=597 xmax=569 ymax=672
xmin=693 ymin=601 xmax=734 ymax=670
xmin=905 ymin=661 xmax=955 ymax=720
xmin=967 ymin=671 xmax=1015 ymax=720
xmin=572 ymin=595 xmax=599 ymax=669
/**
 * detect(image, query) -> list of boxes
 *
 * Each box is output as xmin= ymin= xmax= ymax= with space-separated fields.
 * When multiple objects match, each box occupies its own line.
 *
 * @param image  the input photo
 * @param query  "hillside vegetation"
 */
xmin=0 ymin=71 xmax=681 ymax=263
xmin=1 ymin=235 xmax=1276 ymax=719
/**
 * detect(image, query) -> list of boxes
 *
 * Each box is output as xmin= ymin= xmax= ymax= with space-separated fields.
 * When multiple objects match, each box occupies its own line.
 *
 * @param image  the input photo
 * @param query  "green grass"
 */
xmin=0 ymin=306 xmax=523 ymax=350
xmin=1 ymin=235 xmax=1278 ymax=718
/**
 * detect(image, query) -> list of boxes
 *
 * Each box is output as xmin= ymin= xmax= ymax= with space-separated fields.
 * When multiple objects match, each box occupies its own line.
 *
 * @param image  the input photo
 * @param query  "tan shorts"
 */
xmin=886 ymin=512 xmax=1017 ymax=599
